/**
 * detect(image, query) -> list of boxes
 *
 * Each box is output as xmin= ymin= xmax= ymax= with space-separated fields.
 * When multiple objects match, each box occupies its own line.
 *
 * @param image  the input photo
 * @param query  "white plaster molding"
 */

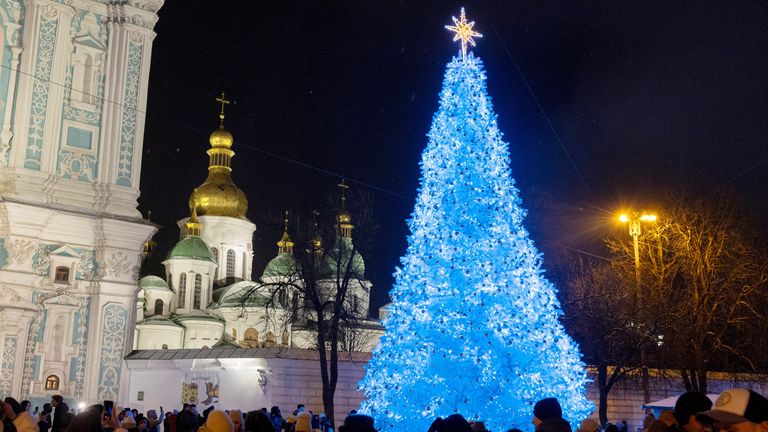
xmin=0 ymin=286 xmax=41 ymax=311
xmin=5 ymin=238 xmax=35 ymax=265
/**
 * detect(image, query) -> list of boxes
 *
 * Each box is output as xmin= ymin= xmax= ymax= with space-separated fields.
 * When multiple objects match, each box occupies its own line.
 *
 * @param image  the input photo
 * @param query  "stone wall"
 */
xmin=586 ymin=369 xmax=768 ymax=432
xmin=123 ymin=348 xmax=370 ymax=427
xmin=124 ymin=349 xmax=768 ymax=431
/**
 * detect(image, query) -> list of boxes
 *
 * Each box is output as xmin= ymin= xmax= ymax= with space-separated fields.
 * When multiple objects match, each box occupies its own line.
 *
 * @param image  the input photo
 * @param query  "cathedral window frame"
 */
xmin=153 ymin=298 xmax=163 ymax=315
xmin=178 ymin=273 xmax=187 ymax=309
xmin=45 ymin=375 xmax=60 ymax=390
xmin=212 ymin=247 xmax=219 ymax=280
xmin=61 ymin=120 xmax=98 ymax=155
xmin=48 ymin=246 xmax=81 ymax=285
xmin=226 ymin=249 xmax=235 ymax=280
xmin=69 ymin=32 xmax=105 ymax=110
xmin=54 ymin=266 xmax=71 ymax=283
xmin=193 ymin=273 xmax=202 ymax=309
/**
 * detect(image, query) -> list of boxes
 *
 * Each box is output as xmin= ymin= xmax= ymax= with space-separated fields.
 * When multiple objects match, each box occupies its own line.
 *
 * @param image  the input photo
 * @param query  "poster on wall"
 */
xmin=181 ymin=371 xmax=220 ymax=408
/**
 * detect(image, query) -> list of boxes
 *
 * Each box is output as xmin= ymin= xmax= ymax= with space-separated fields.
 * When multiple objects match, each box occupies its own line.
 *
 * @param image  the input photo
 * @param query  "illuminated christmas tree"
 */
xmin=359 ymin=9 xmax=593 ymax=432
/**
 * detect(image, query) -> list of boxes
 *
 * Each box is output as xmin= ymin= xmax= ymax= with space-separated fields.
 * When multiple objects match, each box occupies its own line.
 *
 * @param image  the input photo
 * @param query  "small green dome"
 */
xmin=322 ymin=238 xmax=365 ymax=277
xmin=262 ymin=253 xmax=298 ymax=278
xmin=137 ymin=315 xmax=182 ymax=327
xmin=168 ymin=236 xmax=215 ymax=262
xmin=174 ymin=309 xmax=223 ymax=323
xmin=139 ymin=275 xmax=171 ymax=291
xmin=216 ymin=281 xmax=271 ymax=308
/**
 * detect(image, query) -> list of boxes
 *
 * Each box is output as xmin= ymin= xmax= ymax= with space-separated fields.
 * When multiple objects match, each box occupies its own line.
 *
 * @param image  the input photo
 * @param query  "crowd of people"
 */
xmin=0 ymin=387 xmax=765 ymax=432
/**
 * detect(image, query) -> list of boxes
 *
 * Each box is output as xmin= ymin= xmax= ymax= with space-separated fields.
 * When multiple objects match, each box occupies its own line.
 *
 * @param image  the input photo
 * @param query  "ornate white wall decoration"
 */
xmin=97 ymin=303 xmax=127 ymax=401
xmin=73 ymin=297 xmax=90 ymax=399
xmin=23 ymin=6 xmax=59 ymax=170
xmin=106 ymin=251 xmax=131 ymax=277
xmin=57 ymin=150 xmax=97 ymax=181
xmin=0 ymin=336 xmax=17 ymax=395
xmin=6 ymin=238 xmax=34 ymax=265
xmin=115 ymin=40 xmax=143 ymax=186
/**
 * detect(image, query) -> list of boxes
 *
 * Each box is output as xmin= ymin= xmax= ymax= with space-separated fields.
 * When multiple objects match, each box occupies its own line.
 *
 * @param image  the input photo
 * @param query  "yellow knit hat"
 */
xmin=295 ymin=412 xmax=312 ymax=432
xmin=202 ymin=410 xmax=234 ymax=432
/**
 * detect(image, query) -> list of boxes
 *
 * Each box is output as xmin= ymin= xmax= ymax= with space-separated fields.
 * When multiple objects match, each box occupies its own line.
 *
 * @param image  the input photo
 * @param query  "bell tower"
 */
xmin=0 ymin=0 xmax=164 ymax=406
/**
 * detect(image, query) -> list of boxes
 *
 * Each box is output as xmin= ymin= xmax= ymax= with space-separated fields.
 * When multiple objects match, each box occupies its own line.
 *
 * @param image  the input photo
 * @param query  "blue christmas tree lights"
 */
xmin=358 ymin=15 xmax=593 ymax=431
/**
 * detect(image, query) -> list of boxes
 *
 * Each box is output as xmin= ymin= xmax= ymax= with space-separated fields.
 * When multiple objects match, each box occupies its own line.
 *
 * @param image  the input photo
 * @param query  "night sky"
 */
xmin=139 ymin=1 xmax=768 ymax=309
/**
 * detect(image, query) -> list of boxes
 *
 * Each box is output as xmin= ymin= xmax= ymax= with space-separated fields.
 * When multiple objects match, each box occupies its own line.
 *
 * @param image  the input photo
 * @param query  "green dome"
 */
xmin=139 ymin=275 xmax=171 ymax=291
xmin=262 ymin=253 xmax=298 ymax=278
xmin=137 ymin=315 xmax=182 ymax=328
xmin=322 ymin=238 xmax=365 ymax=277
xmin=168 ymin=236 xmax=215 ymax=262
xmin=215 ymin=281 xmax=271 ymax=308
xmin=173 ymin=309 xmax=223 ymax=323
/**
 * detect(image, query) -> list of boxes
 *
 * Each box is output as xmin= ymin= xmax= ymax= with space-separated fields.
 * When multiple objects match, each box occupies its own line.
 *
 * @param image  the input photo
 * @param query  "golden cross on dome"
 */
xmin=338 ymin=179 xmax=349 ymax=207
xmin=445 ymin=7 xmax=482 ymax=60
xmin=216 ymin=92 xmax=230 ymax=125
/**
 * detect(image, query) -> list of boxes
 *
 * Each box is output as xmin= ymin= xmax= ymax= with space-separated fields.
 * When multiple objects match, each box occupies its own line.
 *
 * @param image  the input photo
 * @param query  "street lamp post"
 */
xmin=619 ymin=212 xmax=657 ymax=404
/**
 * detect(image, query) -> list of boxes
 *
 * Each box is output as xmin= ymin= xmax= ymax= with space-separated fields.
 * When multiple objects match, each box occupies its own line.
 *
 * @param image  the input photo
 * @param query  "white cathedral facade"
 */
xmin=0 ymin=0 xmax=382 ymax=414
xmin=0 ymin=0 xmax=164 ymax=408
xmin=131 ymin=109 xmax=383 ymax=354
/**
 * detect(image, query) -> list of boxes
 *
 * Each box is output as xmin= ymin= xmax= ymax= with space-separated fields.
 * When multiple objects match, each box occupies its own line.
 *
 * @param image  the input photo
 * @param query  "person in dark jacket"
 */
xmin=38 ymin=403 xmax=53 ymax=432
xmin=67 ymin=404 xmax=105 ymax=432
xmin=671 ymin=391 xmax=712 ymax=432
xmin=533 ymin=398 xmax=572 ymax=432
xmin=50 ymin=395 xmax=71 ymax=432
xmin=270 ymin=406 xmax=285 ymax=432
xmin=176 ymin=404 xmax=199 ymax=432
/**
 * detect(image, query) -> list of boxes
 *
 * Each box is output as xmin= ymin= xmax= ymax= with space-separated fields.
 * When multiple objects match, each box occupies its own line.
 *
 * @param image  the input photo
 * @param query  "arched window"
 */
xmin=226 ymin=250 xmax=235 ymax=279
xmin=45 ymin=375 xmax=60 ymax=390
xmin=178 ymin=273 xmax=187 ymax=308
xmin=242 ymin=251 xmax=248 ymax=279
xmin=212 ymin=247 xmax=219 ymax=280
xmin=154 ymin=299 xmax=163 ymax=315
xmin=54 ymin=266 xmax=70 ymax=283
xmin=232 ymin=328 xmax=237 ymax=340
xmin=82 ymin=54 xmax=94 ymax=104
xmin=193 ymin=273 xmax=202 ymax=309
xmin=244 ymin=328 xmax=258 ymax=342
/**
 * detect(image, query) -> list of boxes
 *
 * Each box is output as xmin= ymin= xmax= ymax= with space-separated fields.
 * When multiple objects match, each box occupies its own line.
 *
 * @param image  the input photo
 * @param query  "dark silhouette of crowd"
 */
xmin=0 ymin=387 xmax=765 ymax=432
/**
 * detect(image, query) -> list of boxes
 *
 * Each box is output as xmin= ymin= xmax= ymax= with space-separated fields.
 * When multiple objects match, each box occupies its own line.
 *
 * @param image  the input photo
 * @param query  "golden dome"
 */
xmin=188 ymin=93 xmax=248 ymax=219
xmin=338 ymin=210 xmax=352 ymax=224
xmin=189 ymin=172 xmax=248 ymax=219
xmin=209 ymin=126 xmax=233 ymax=148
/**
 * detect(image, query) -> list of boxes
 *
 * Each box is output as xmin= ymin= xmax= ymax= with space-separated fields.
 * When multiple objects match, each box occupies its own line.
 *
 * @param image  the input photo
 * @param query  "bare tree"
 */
xmin=234 ymin=184 xmax=378 ymax=426
xmin=561 ymin=257 xmax=643 ymax=425
xmin=606 ymin=195 xmax=768 ymax=392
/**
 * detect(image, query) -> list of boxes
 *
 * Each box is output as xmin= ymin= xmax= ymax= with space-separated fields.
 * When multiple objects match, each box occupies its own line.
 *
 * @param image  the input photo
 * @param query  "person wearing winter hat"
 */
xmin=198 ymin=410 xmax=234 ymax=432
xmin=442 ymin=414 xmax=473 ymax=432
xmin=228 ymin=409 xmax=244 ymax=432
xmin=577 ymin=419 xmax=600 ymax=432
xmin=427 ymin=417 xmax=445 ymax=432
xmin=295 ymin=412 xmax=312 ymax=432
xmin=533 ymin=398 xmax=571 ymax=432
xmin=339 ymin=414 xmax=377 ymax=432
xmin=696 ymin=389 xmax=768 ymax=432
xmin=3 ymin=397 xmax=39 ymax=432
xmin=672 ymin=391 xmax=713 ymax=432
xmin=647 ymin=420 xmax=670 ymax=432
xmin=121 ymin=414 xmax=138 ymax=430
xmin=284 ymin=411 xmax=297 ymax=432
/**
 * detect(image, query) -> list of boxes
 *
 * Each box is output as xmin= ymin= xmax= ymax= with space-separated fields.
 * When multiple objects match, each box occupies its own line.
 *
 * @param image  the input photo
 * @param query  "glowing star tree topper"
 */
xmin=445 ymin=7 xmax=483 ymax=60
xmin=358 ymin=11 xmax=593 ymax=432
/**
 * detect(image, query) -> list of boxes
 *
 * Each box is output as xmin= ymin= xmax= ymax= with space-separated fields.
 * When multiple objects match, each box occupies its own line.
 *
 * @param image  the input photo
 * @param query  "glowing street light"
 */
xmin=618 ymin=210 xmax=658 ymax=404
